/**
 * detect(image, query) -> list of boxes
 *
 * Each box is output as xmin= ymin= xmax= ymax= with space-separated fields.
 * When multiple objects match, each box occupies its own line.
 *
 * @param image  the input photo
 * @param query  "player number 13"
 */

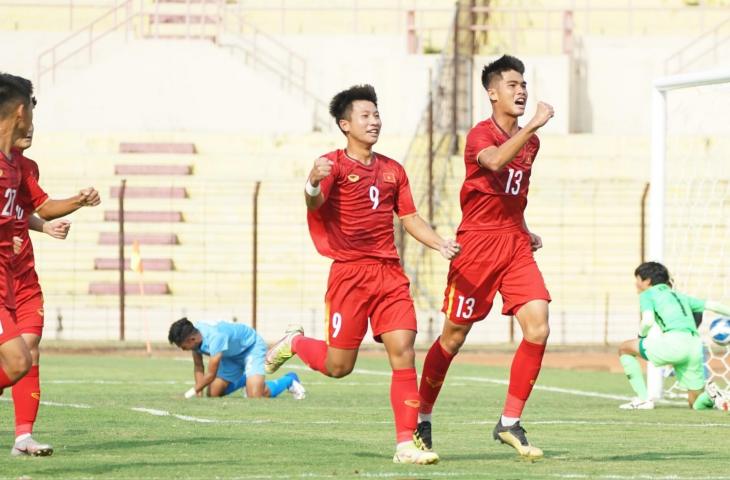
xmin=504 ymin=168 xmax=523 ymax=195
xmin=456 ymin=296 xmax=475 ymax=319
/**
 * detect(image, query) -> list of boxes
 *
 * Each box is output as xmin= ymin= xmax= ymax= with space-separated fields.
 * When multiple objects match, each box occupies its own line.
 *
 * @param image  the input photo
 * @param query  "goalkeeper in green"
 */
xmin=618 ymin=261 xmax=730 ymax=411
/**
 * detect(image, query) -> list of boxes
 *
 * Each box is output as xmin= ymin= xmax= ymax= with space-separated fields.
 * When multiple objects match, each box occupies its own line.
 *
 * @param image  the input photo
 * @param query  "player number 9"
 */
xmin=369 ymin=186 xmax=380 ymax=210
xmin=332 ymin=312 xmax=343 ymax=338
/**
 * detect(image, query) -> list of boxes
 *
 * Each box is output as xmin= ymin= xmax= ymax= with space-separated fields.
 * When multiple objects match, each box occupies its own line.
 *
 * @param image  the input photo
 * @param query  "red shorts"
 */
xmin=0 ymin=305 xmax=19 ymax=345
xmin=15 ymin=290 xmax=44 ymax=336
xmin=324 ymin=260 xmax=417 ymax=349
xmin=442 ymin=230 xmax=551 ymax=323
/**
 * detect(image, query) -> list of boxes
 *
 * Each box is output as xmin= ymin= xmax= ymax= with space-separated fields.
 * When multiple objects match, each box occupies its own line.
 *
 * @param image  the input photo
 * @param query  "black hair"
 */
xmin=0 ymin=73 xmax=33 ymax=116
xmin=634 ymin=261 xmax=672 ymax=287
xmin=481 ymin=55 xmax=525 ymax=91
xmin=328 ymin=84 xmax=378 ymax=134
xmin=168 ymin=317 xmax=198 ymax=345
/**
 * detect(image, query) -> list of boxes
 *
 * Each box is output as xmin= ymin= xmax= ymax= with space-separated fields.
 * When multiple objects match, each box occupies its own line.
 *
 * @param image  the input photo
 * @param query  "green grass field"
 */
xmin=0 ymin=352 xmax=728 ymax=480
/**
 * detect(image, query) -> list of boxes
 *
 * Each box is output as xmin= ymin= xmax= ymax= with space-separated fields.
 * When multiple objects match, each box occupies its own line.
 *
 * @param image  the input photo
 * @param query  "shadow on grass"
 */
xmin=25 ymin=458 xmax=237 ymax=477
xmin=594 ymin=450 xmax=709 ymax=462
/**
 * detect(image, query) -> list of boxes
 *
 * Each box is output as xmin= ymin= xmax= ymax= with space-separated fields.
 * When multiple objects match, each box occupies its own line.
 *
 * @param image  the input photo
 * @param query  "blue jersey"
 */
xmin=195 ymin=322 xmax=261 ymax=362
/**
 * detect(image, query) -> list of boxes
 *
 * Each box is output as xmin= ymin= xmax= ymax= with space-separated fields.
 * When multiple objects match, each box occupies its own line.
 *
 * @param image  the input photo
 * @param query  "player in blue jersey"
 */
xmin=168 ymin=318 xmax=305 ymax=400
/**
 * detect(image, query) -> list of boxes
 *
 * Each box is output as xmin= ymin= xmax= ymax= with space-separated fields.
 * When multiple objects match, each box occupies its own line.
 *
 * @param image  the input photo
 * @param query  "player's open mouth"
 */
xmin=515 ymin=98 xmax=526 ymax=106
xmin=367 ymin=130 xmax=380 ymax=135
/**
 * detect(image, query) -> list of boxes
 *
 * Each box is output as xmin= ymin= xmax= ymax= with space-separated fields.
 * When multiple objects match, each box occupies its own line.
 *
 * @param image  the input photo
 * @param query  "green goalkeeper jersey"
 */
xmin=639 ymin=284 xmax=705 ymax=334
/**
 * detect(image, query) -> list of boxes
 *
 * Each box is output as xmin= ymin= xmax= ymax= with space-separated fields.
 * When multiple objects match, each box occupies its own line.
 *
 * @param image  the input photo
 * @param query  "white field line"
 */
xmin=0 ymin=396 xmax=91 ymax=409
xmin=552 ymin=475 xmax=730 ymax=480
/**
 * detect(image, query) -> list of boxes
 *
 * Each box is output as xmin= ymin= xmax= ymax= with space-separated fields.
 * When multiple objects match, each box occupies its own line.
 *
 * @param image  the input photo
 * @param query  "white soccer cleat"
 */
xmin=11 ymin=436 xmax=54 ymax=457
xmin=265 ymin=325 xmax=304 ymax=374
xmin=285 ymin=372 xmax=306 ymax=400
xmin=705 ymin=382 xmax=729 ymax=411
xmin=619 ymin=398 xmax=655 ymax=410
xmin=392 ymin=442 xmax=439 ymax=465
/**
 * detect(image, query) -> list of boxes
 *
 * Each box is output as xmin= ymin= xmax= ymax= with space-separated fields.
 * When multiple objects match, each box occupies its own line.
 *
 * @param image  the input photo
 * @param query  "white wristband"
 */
xmin=184 ymin=387 xmax=197 ymax=399
xmin=305 ymin=180 xmax=321 ymax=197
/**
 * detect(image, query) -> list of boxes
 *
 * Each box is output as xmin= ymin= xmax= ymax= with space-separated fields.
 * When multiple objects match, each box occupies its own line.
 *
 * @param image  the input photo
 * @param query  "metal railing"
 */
xmin=664 ymin=15 xmax=730 ymax=74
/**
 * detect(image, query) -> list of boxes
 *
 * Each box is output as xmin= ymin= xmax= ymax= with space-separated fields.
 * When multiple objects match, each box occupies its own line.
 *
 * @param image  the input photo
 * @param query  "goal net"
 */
xmin=650 ymin=70 xmax=730 ymax=399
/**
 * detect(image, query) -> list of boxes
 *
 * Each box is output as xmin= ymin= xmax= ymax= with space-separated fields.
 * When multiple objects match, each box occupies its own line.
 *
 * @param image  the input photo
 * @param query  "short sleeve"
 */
xmin=20 ymin=167 xmax=49 ymax=210
xmin=394 ymin=166 xmax=416 ymax=217
xmin=639 ymin=290 xmax=653 ymax=313
xmin=206 ymin=332 xmax=229 ymax=356
xmin=465 ymin=124 xmax=498 ymax=165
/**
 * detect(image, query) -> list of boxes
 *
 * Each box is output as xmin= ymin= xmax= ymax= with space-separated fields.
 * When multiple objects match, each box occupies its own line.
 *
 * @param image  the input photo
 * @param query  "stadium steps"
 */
xmin=88 ymin=282 xmax=171 ymax=295
xmin=114 ymin=164 xmax=193 ymax=175
xmin=109 ymin=186 xmax=188 ymax=199
xmin=104 ymin=211 xmax=184 ymax=222
xmin=94 ymin=258 xmax=175 ymax=271
xmin=98 ymin=232 xmax=180 ymax=246
xmin=118 ymin=142 xmax=196 ymax=154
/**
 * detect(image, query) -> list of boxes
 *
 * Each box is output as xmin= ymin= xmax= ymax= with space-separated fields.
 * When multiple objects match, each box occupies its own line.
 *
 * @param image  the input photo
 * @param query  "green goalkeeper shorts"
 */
xmin=640 ymin=330 xmax=705 ymax=391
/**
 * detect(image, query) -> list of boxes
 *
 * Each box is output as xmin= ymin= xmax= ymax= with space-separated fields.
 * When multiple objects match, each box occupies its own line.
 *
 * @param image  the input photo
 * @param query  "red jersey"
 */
xmin=14 ymin=154 xmax=49 ymax=280
xmin=458 ymin=118 xmax=540 ymax=233
xmin=0 ymin=151 xmax=21 ymax=309
xmin=307 ymin=149 xmax=417 ymax=262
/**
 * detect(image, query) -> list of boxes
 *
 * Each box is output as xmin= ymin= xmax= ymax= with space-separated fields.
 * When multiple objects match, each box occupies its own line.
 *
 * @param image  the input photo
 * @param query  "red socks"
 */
xmin=291 ymin=335 xmax=329 ymax=375
xmin=503 ymin=339 xmax=546 ymax=418
xmin=12 ymin=365 xmax=40 ymax=437
xmin=418 ymin=338 xmax=455 ymax=415
xmin=391 ymin=368 xmax=419 ymax=443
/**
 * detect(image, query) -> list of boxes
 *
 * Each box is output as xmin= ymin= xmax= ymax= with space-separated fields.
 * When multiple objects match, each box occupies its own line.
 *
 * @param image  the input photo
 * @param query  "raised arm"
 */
xmin=706 ymin=300 xmax=730 ymax=317
xmin=400 ymin=213 xmax=460 ymax=260
xmin=35 ymin=187 xmax=100 ymax=220
xmin=304 ymin=157 xmax=333 ymax=210
xmin=478 ymin=102 xmax=554 ymax=172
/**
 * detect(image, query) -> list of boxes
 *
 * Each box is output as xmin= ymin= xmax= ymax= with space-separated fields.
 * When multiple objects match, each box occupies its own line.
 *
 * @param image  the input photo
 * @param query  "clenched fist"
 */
xmin=78 ymin=187 xmax=101 ymax=207
xmin=308 ymin=157 xmax=334 ymax=186
xmin=527 ymin=102 xmax=554 ymax=131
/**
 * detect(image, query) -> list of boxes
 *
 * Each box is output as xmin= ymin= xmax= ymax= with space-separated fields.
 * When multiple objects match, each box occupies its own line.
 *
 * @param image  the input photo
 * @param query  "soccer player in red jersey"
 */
xmin=414 ymin=55 xmax=554 ymax=459
xmin=265 ymin=84 xmax=460 ymax=465
xmin=8 ymin=123 xmax=100 ymax=457
xmin=0 ymin=73 xmax=34 ymax=404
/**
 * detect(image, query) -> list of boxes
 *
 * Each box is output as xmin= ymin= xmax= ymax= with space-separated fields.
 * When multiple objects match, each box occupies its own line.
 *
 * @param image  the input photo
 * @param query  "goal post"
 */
xmin=648 ymin=68 xmax=730 ymax=400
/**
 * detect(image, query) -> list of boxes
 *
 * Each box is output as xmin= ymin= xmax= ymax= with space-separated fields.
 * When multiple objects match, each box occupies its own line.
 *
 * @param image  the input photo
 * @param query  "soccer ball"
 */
xmin=709 ymin=317 xmax=730 ymax=346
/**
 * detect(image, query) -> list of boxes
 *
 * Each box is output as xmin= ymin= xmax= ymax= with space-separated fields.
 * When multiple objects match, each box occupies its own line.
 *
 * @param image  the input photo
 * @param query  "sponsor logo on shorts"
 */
xmin=31 ymin=392 xmax=40 ymax=400
xmin=404 ymin=399 xmax=421 ymax=408
xmin=347 ymin=174 xmax=360 ymax=182
xmin=529 ymin=379 xmax=536 ymax=385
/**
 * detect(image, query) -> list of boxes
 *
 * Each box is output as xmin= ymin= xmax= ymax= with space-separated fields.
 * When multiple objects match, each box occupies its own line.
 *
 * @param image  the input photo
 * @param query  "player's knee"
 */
xmin=328 ymin=363 xmax=354 ymax=378
xmin=523 ymin=322 xmax=550 ymax=343
xmin=440 ymin=332 xmax=466 ymax=354
xmin=5 ymin=353 xmax=31 ymax=382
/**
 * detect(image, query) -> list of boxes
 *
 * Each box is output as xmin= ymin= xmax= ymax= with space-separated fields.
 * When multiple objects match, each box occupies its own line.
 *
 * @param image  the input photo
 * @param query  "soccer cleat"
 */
xmin=11 ymin=436 xmax=54 ymax=457
xmin=413 ymin=421 xmax=432 ymax=451
xmin=286 ymin=372 xmax=306 ymax=400
xmin=706 ymin=382 xmax=729 ymax=411
xmin=265 ymin=325 xmax=304 ymax=374
xmin=618 ymin=398 xmax=655 ymax=410
xmin=492 ymin=419 xmax=543 ymax=459
xmin=392 ymin=442 xmax=439 ymax=465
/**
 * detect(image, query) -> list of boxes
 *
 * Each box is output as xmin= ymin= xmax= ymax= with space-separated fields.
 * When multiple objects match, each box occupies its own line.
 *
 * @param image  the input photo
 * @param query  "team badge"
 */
xmin=383 ymin=172 xmax=396 ymax=183
xmin=0 ymin=169 xmax=4 ymax=177
xmin=523 ymin=155 xmax=533 ymax=166
xmin=348 ymin=174 xmax=360 ymax=182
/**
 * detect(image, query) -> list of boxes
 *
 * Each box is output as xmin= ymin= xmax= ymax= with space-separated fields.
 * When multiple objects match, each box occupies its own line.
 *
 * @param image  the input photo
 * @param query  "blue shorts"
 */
xmin=215 ymin=336 xmax=267 ymax=383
